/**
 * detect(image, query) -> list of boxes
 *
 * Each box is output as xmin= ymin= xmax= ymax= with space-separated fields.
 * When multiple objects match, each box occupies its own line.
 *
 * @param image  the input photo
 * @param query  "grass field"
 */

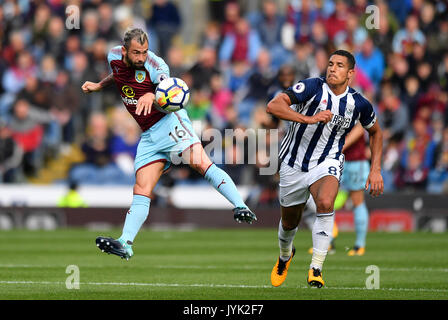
xmin=0 ymin=228 xmax=447 ymax=300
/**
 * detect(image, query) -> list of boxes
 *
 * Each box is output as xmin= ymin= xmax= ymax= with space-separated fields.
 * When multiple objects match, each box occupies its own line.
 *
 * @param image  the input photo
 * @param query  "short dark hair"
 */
xmin=330 ymin=50 xmax=356 ymax=70
xmin=123 ymin=28 xmax=148 ymax=49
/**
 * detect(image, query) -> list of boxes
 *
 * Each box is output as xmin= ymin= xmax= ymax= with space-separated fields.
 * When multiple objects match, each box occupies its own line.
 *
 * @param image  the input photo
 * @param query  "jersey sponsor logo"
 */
xmin=331 ymin=114 xmax=351 ymax=129
xmin=121 ymin=96 xmax=138 ymax=105
xmin=135 ymin=70 xmax=146 ymax=83
xmin=293 ymin=82 xmax=305 ymax=94
xmin=122 ymin=85 xmax=135 ymax=98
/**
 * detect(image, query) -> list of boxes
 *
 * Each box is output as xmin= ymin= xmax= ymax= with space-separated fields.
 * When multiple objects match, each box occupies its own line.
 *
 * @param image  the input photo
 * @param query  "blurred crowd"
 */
xmin=1 ymin=0 xmax=448 ymax=206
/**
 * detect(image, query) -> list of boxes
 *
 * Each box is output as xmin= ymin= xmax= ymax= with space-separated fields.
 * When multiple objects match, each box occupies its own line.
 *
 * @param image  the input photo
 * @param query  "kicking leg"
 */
xmin=184 ymin=143 xmax=256 ymax=223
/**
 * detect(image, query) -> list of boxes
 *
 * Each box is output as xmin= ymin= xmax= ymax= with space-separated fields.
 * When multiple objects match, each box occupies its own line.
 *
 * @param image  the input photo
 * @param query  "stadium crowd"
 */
xmin=0 ymin=0 xmax=448 ymax=206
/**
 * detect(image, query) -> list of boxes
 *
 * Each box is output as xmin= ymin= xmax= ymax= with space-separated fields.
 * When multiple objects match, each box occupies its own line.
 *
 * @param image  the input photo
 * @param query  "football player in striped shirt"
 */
xmin=81 ymin=28 xmax=256 ymax=260
xmin=267 ymin=50 xmax=383 ymax=288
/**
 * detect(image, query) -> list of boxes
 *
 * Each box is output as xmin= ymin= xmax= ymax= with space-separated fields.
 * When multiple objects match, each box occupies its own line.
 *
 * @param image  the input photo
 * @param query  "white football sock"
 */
xmin=278 ymin=219 xmax=298 ymax=261
xmin=310 ymin=212 xmax=334 ymax=271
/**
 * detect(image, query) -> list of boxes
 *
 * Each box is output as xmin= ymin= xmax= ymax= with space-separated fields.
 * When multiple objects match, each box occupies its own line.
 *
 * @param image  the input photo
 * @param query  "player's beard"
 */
xmin=124 ymin=53 xmax=145 ymax=69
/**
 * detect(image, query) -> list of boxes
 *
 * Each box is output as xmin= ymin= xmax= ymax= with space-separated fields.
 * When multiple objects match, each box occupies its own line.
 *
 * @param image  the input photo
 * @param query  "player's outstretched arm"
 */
xmin=267 ymin=93 xmax=332 ymax=124
xmin=81 ymin=73 xmax=114 ymax=93
xmin=365 ymin=121 xmax=384 ymax=197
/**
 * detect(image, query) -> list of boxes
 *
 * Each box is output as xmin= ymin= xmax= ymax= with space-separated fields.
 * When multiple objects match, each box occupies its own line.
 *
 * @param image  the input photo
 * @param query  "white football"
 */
xmin=155 ymin=77 xmax=190 ymax=113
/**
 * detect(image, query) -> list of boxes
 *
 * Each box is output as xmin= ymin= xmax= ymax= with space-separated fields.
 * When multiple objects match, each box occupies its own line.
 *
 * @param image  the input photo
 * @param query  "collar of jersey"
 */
xmin=324 ymin=83 xmax=349 ymax=99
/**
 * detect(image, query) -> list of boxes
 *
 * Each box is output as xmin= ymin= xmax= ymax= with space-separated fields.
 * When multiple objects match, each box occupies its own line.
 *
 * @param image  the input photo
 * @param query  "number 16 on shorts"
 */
xmin=168 ymin=126 xmax=189 ymax=143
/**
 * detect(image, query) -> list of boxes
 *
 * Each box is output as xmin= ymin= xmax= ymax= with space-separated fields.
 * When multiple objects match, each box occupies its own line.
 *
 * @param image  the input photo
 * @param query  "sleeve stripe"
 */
xmin=283 ymin=89 xmax=299 ymax=105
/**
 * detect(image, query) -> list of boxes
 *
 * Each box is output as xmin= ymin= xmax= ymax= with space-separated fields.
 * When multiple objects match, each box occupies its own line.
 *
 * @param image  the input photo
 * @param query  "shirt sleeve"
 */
xmin=145 ymin=51 xmax=170 ymax=84
xmin=107 ymin=46 xmax=122 ymax=73
xmin=283 ymin=78 xmax=322 ymax=106
xmin=358 ymin=97 xmax=377 ymax=129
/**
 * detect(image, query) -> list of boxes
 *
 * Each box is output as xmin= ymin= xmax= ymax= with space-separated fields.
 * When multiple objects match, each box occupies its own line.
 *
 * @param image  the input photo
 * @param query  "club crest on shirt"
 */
xmin=135 ymin=70 xmax=146 ymax=83
xmin=346 ymin=103 xmax=355 ymax=115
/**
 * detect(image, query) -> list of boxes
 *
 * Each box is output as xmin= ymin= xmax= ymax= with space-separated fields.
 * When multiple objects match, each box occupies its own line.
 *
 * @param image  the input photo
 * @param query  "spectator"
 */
xmin=0 ymin=120 xmax=23 ymax=183
xmin=427 ymin=17 xmax=448 ymax=59
xmin=427 ymin=128 xmax=448 ymax=193
xmin=148 ymin=0 xmax=181 ymax=58
xmin=81 ymin=10 xmax=100 ymax=53
xmin=110 ymin=110 xmax=140 ymax=180
xmin=382 ymin=136 xmax=401 ymax=192
xmin=355 ymin=37 xmax=385 ymax=87
xmin=324 ymin=0 xmax=349 ymax=41
xmin=200 ymin=21 xmax=222 ymax=52
xmin=438 ymin=53 xmax=448 ymax=92
xmin=209 ymin=72 xmax=234 ymax=130
xmin=396 ymin=149 xmax=429 ymax=191
xmin=334 ymin=11 xmax=368 ymax=52
xmin=402 ymin=116 xmax=437 ymax=172
xmin=235 ymin=49 xmax=276 ymax=126
xmin=186 ymin=87 xmax=212 ymax=122
xmin=45 ymin=16 xmax=66 ymax=65
xmin=70 ymin=112 xmax=131 ymax=185
xmin=419 ymin=1 xmax=438 ymax=35
xmin=286 ymin=0 xmax=320 ymax=44
xmin=2 ymin=30 xmax=26 ymax=66
xmin=1 ymin=51 xmax=37 ymax=96
xmin=97 ymin=2 xmax=119 ymax=40
xmin=267 ymin=64 xmax=297 ymax=101
xmin=188 ymin=46 xmax=220 ymax=91
xmin=219 ymin=18 xmax=262 ymax=66
xmin=387 ymin=53 xmax=410 ymax=93
xmin=370 ymin=3 xmax=397 ymax=56
xmin=166 ymin=46 xmax=187 ymax=79
xmin=377 ymin=82 xmax=409 ymax=142
xmin=288 ymin=42 xmax=314 ymax=81
xmin=57 ymin=181 xmax=88 ymax=208
xmin=226 ymin=61 xmax=252 ymax=93
xmin=392 ymin=14 xmax=426 ymax=56
xmin=401 ymin=75 xmax=422 ymax=121
xmin=221 ymin=1 xmax=241 ymax=36
xmin=50 ymin=70 xmax=80 ymax=145
xmin=8 ymin=99 xmax=47 ymax=177
xmin=249 ymin=0 xmax=287 ymax=69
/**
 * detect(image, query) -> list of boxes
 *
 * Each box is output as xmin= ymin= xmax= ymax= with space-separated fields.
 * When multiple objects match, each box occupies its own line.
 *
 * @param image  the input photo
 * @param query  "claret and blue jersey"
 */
xmin=107 ymin=45 xmax=170 ymax=132
xmin=279 ymin=77 xmax=376 ymax=172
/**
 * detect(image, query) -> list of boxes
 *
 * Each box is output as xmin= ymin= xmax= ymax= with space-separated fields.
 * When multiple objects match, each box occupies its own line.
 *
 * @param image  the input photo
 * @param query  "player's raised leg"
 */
xmin=96 ymin=161 xmax=165 ymax=260
xmin=307 ymin=175 xmax=339 ymax=288
xmin=183 ymin=143 xmax=256 ymax=224
xmin=271 ymin=203 xmax=304 ymax=286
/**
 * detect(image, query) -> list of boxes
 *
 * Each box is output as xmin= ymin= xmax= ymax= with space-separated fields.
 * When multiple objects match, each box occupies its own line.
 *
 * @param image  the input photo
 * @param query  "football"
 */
xmin=155 ymin=77 xmax=190 ymax=113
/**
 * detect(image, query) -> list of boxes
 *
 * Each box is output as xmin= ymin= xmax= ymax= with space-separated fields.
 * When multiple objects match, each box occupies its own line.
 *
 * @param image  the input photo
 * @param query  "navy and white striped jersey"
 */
xmin=279 ymin=77 xmax=376 ymax=172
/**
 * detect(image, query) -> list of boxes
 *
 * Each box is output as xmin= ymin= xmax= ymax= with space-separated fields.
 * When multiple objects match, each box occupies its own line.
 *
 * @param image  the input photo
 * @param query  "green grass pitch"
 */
xmin=0 ymin=228 xmax=447 ymax=300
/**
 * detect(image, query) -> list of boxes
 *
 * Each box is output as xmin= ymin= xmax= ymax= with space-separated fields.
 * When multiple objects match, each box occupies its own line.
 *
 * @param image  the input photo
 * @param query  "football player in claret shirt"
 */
xmin=82 ymin=28 xmax=256 ymax=260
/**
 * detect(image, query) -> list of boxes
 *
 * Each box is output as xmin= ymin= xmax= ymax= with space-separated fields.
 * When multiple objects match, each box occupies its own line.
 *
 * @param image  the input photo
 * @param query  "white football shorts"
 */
xmin=278 ymin=158 xmax=344 ymax=207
